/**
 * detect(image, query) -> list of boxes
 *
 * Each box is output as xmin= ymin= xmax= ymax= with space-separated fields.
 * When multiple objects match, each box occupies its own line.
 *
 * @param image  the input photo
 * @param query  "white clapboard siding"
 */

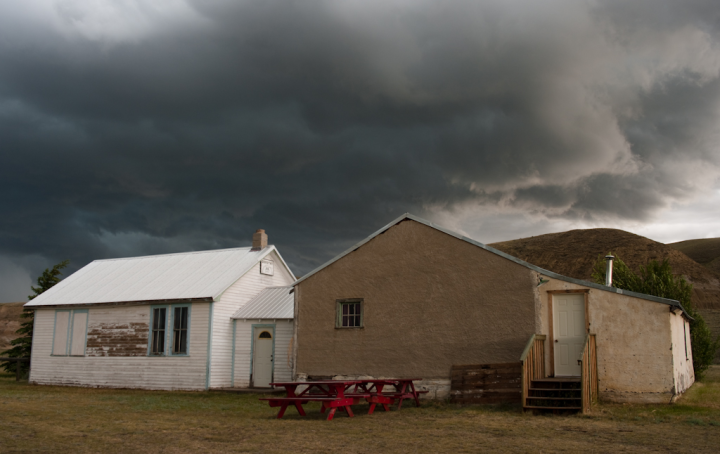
xmin=233 ymin=319 xmax=294 ymax=387
xmin=29 ymin=303 xmax=211 ymax=390
xmin=209 ymin=250 xmax=294 ymax=388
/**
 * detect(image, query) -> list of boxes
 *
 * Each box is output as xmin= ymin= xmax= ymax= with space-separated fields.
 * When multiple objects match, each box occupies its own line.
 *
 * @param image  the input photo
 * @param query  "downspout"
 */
xmin=205 ymin=301 xmax=214 ymax=390
xmin=291 ymin=285 xmax=299 ymax=380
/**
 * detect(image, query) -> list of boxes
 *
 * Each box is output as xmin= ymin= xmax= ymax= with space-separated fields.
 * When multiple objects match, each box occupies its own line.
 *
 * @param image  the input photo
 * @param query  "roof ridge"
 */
xmin=91 ymin=246 xmax=260 ymax=262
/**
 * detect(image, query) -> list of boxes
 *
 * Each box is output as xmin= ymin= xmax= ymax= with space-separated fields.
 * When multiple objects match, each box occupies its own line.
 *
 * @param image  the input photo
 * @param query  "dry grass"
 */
xmin=2 ymin=369 xmax=720 ymax=453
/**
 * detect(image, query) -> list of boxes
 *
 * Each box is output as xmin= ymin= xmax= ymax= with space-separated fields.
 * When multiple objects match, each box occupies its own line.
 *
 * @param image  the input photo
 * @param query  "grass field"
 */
xmin=2 ymin=368 xmax=720 ymax=453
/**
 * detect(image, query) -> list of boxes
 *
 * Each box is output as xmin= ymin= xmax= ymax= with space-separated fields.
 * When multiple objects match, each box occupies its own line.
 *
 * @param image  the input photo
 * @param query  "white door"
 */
xmin=252 ymin=327 xmax=274 ymax=388
xmin=553 ymin=294 xmax=585 ymax=376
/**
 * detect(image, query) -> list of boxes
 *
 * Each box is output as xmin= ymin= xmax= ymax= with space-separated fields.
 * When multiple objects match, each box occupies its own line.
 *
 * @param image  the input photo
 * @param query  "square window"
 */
xmin=336 ymin=299 xmax=363 ymax=328
xmin=148 ymin=304 xmax=191 ymax=356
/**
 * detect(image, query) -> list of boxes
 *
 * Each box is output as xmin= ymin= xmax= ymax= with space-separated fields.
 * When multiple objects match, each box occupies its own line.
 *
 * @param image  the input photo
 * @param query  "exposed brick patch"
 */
xmin=86 ymin=322 xmax=149 ymax=357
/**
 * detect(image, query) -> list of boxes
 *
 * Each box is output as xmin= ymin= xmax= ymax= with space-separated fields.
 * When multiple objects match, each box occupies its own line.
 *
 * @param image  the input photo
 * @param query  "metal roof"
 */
xmin=294 ymin=213 xmax=690 ymax=317
xmin=231 ymin=286 xmax=294 ymax=320
xmin=26 ymin=246 xmax=294 ymax=307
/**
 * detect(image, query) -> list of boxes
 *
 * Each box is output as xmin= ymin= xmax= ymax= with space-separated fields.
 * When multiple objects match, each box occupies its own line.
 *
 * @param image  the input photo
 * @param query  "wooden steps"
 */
xmin=523 ymin=378 xmax=581 ymax=413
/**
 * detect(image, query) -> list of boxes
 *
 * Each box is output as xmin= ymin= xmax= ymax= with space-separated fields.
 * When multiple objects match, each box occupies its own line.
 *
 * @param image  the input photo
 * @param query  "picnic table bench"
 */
xmin=260 ymin=379 xmax=428 ymax=420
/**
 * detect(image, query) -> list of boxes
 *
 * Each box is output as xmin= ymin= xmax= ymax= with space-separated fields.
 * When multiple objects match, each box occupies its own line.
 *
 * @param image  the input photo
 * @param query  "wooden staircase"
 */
xmin=524 ymin=378 xmax=581 ymax=412
xmin=521 ymin=333 xmax=597 ymax=414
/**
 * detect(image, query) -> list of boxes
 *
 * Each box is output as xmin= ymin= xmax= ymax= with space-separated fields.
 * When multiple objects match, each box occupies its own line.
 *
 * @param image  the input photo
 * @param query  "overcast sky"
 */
xmin=1 ymin=0 xmax=719 ymax=301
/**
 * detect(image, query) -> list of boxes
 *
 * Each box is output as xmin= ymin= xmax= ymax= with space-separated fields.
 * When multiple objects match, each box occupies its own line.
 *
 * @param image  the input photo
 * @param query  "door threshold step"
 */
xmin=529 ymin=388 xmax=581 ymax=392
xmin=532 ymin=378 xmax=581 ymax=382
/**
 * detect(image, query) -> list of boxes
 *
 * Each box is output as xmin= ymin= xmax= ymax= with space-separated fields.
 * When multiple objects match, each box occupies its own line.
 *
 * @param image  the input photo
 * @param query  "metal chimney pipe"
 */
xmin=605 ymin=255 xmax=615 ymax=286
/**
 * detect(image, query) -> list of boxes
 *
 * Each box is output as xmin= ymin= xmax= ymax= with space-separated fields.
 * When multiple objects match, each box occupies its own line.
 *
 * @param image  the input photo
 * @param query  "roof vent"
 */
xmin=252 ymin=229 xmax=268 ymax=250
xmin=605 ymin=255 xmax=615 ymax=287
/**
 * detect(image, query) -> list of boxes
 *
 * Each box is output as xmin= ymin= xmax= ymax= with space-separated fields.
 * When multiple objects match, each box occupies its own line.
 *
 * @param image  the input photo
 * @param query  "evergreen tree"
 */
xmin=1 ymin=260 xmax=69 ymax=376
xmin=592 ymin=254 xmax=719 ymax=379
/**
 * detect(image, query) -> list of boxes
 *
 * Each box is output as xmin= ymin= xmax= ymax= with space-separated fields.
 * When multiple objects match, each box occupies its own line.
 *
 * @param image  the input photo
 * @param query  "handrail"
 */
xmin=520 ymin=334 xmax=546 ymax=410
xmin=578 ymin=334 xmax=598 ymax=413
xmin=520 ymin=335 xmax=537 ymax=362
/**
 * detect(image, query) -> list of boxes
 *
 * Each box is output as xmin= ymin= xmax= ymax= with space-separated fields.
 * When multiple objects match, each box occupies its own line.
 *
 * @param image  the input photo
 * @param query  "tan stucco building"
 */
xmin=292 ymin=214 xmax=694 ymax=404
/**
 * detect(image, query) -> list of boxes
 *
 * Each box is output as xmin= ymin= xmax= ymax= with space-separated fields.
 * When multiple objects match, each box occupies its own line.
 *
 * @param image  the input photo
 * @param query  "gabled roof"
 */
xmin=294 ymin=213 xmax=689 ymax=315
xmin=231 ymin=286 xmax=294 ymax=320
xmin=26 ymin=246 xmax=294 ymax=308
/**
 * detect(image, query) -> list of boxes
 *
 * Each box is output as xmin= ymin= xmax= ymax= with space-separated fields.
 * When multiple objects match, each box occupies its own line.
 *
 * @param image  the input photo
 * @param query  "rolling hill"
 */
xmin=489 ymin=228 xmax=720 ymax=309
xmin=490 ymin=228 xmax=720 ymax=363
xmin=0 ymin=302 xmax=25 ymax=354
xmin=669 ymin=237 xmax=720 ymax=275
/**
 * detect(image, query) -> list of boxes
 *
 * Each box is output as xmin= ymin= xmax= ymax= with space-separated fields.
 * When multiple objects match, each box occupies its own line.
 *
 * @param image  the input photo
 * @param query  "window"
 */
xmin=151 ymin=307 xmax=166 ymax=355
xmin=336 ymin=299 xmax=363 ymax=328
xmin=52 ymin=309 xmax=88 ymax=356
xmin=173 ymin=306 xmax=188 ymax=354
xmin=148 ymin=304 xmax=191 ymax=356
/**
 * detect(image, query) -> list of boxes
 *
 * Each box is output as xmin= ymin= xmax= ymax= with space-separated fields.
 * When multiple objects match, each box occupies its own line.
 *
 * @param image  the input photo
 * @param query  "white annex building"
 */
xmin=25 ymin=229 xmax=295 ymax=391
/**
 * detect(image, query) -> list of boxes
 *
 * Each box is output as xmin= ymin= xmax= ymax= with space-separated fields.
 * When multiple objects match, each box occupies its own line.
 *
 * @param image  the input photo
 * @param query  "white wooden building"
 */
xmin=230 ymin=286 xmax=295 ymax=388
xmin=25 ymin=229 xmax=295 ymax=391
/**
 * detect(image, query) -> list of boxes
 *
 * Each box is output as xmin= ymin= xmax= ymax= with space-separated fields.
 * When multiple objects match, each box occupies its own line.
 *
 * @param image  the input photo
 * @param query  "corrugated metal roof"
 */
xmin=26 ymin=246 xmax=291 ymax=307
xmin=294 ymin=213 xmax=690 ymax=317
xmin=231 ymin=286 xmax=294 ymax=319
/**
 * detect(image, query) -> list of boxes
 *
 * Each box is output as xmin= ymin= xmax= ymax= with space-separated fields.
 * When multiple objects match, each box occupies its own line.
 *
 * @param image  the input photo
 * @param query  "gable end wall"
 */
xmin=295 ymin=219 xmax=538 ymax=380
xmin=209 ymin=250 xmax=294 ymax=388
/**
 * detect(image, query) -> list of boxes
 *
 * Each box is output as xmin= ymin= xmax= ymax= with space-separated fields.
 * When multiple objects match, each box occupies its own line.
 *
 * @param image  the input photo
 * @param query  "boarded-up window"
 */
xmin=70 ymin=311 xmax=88 ymax=356
xmin=53 ymin=309 xmax=88 ymax=356
xmin=53 ymin=311 xmax=70 ymax=355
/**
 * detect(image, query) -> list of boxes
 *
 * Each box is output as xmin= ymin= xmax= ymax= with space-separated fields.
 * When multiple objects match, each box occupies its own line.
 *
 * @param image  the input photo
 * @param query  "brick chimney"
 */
xmin=252 ymin=229 xmax=268 ymax=250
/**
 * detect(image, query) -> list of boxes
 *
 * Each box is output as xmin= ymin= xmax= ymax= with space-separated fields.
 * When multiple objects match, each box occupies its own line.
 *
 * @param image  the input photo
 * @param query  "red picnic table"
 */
xmin=260 ymin=379 xmax=427 ymax=421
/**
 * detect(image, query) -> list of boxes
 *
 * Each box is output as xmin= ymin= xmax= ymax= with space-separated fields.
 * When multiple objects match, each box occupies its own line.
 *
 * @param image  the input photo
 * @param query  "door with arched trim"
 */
xmin=252 ymin=327 xmax=274 ymax=387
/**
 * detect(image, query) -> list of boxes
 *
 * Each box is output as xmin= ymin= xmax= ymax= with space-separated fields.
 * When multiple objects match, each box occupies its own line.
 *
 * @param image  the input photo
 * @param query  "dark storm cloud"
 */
xmin=1 ymin=0 xmax=720 ymax=300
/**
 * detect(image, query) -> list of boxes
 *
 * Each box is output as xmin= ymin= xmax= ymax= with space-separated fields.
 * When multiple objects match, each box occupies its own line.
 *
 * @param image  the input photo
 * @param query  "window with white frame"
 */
xmin=148 ymin=304 xmax=190 ymax=356
xmin=336 ymin=299 xmax=363 ymax=328
xmin=52 ymin=309 xmax=89 ymax=356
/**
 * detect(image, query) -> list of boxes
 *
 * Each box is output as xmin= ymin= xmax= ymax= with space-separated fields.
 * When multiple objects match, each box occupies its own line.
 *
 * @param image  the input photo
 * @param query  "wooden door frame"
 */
xmin=250 ymin=324 xmax=276 ymax=388
xmin=547 ymin=290 xmax=589 ymax=377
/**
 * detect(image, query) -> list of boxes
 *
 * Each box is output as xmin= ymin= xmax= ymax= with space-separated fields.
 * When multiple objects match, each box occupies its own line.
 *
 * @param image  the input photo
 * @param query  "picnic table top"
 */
xmin=270 ymin=380 xmax=365 ymax=386
xmin=270 ymin=378 xmax=423 ymax=387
